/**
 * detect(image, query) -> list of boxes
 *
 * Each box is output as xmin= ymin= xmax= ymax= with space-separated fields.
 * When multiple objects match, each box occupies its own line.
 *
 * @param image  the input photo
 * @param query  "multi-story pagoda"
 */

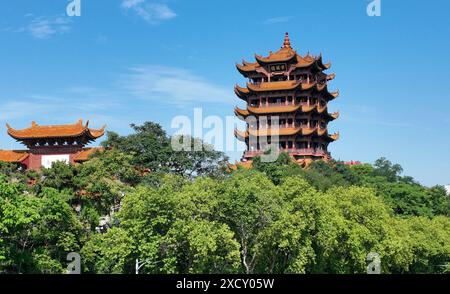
xmin=234 ymin=33 xmax=339 ymax=165
xmin=0 ymin=119 xmax=105 ymax=170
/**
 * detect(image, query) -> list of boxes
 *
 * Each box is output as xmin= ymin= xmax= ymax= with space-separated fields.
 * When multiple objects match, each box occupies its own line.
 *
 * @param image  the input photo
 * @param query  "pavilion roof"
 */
xmin=234 ymin=127 xmax=339 ymax=142
xmin=236 ymin=33 xmax=331 ymax=74
xmin=235 ymin=81 xmax=337 ymax=98
xmin=0 ymin=150 xmax=29 ymax=163
xmin=74 ymin=147 xmax=104 ymax=162
xmin=6 ymin=119 xmax=106 ymax=141
xmin=235 ymin=105 xmax=339 ymax=120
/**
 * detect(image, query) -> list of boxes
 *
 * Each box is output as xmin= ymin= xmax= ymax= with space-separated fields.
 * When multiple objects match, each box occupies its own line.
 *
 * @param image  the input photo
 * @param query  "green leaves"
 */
xmin=101 ymin=122 xmax=227 ymax=179
xmin=81 ymin=228 xmax=134 ymax=274
xmin=0 ymin=121 xmax=449 ymax=275
xmin=0 ymin=180 xmax=82 ymax=273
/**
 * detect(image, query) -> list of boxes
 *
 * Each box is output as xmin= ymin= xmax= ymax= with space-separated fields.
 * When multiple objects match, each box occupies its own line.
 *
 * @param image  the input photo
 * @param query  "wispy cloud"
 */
xmin=0 ymin=86 xmax=120 ymax=122
xmin=120 ymin=65 xmax=232 ymax=106
xmin=9 ymin=14 xmax=72 ymax=39
xmin=263 ymin=16 xmax=294 ymax=24
xmin=121 ymin=0 xmax=177 ymax=24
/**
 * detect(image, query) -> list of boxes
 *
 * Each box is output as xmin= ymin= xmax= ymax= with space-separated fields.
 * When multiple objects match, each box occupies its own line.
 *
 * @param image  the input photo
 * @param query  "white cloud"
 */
xmin=14 ymin=15 xmax=72 ymax=39
xmin=121 ymin=0 xmax=177 ymax=24
xmin=121 ymin=0 xmax=145 ymax=9
xmin=120 ymin=65 xmax=232 ymax=106
xmin=263 ymin=16 xmax=294 ymax=24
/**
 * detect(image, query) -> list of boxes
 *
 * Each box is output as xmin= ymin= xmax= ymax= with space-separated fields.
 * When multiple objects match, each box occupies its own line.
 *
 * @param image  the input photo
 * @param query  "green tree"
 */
xmin=102 ymin=122 xmax=227 ymax=181
xmin=81 ymin=227 xmax=134 ymax=274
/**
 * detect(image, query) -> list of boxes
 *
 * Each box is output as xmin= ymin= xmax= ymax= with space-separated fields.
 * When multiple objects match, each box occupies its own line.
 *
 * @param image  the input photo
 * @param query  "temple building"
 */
xmin=0 ymin=119 xmax=105 ymax=170
xmin=234 ymin=32 xmax=339 ymax=165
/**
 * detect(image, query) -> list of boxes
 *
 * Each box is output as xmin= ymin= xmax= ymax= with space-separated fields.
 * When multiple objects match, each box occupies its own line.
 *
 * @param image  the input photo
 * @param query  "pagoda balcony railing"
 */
xmin=254 ymin=101 xmax=323 ymax=108
xmin=250 ymin=77 xmax=320 ymax=85
xmin=250 ymin=124 xmax=324 ymax=131
xmin=244 ymin=148 xmax=328 ymax=158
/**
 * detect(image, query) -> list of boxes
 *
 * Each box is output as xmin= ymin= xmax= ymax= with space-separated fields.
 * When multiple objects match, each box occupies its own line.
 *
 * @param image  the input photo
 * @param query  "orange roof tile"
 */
xmin=234 ymin=107 xmax=250 ymax=117
xmin=227 ymin=160 xmax=253 ymax=171
xmin=235 ymin=126 xmax=337 ymax=140
xmin=236 ymin=33 xmax=331 ymax=72
xmin=237 ymin=54 xmax=318 ymax=72
xmin=255 ymin=33 xmax=297 ymax=63
xmin=236 ymin=62 xmax=260 ymax=73
xmin=6 ymin=119 xmax=106 ymax=141
xmin=330 ymin=112 xmax=340 ymax=120
xmin=329 ymin=132 xmax=340 ymax=141
xmin=234 ymin=129 xmax=248 ymax=142
xmin=248 ymin=127 xmax=303 ymax=137
xmin=245 ymin=104 xmax=330 ymax=115
xmin=247 ymin=105 xmax=302 ymax=114
xmin=234 ymin=85 xmax=250 ymax=99
xmin=74 ymin=147 xmax=104 ymax=162
xmin=247 ymin=81 xmax=302 ymax=92
xmin=0 ymin=150 xmax=29 ymax=163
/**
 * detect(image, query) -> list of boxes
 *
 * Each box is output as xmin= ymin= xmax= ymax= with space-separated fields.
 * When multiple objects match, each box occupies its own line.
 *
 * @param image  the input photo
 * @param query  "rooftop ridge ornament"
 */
xmin=283 ymin=32 xmax=292 ymax=49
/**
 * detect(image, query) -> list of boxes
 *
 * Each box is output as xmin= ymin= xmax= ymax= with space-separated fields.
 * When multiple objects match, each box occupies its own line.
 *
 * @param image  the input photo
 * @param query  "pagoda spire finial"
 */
xmin=282 ymin=32 xmax=292 ymax=49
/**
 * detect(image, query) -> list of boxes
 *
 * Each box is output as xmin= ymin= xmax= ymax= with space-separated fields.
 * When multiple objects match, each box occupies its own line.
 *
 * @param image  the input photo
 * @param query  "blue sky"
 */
xmin=0 ymin=0 xmax=449 ymax=186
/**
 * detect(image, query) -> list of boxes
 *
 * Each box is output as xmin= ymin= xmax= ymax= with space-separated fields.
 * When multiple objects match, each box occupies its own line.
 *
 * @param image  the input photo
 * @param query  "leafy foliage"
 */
xmin=0 ymin=122 xmax=449 ymax=274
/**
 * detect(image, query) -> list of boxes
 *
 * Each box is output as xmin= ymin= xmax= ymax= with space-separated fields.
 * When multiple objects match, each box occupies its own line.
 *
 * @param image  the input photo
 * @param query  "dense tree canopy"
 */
xmin=0 ymin=122 xmax=449 ymax=274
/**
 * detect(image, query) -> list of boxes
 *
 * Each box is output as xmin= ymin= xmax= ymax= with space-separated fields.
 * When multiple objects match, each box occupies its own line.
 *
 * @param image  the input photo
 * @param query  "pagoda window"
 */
xmin=287 ymin=141 xmax=293 ymax=149
xmin=287 ymin=118 xmax=293 ymax=126
xmin=279 ymin=142 xmax=286 ymax=149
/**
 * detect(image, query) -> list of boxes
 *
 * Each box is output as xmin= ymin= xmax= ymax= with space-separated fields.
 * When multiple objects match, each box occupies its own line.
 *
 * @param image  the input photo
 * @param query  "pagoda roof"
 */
xmin=235 ymin=104 xmax=337 ymax=117
xmin=0 ymin=150 xmax=29 ymax=163
xmin=235 ymin=127 xmax=339 ymax=141
xmin=247 ymin=80 xmax=303 ymax=92
xmin=236 ymin=33 xmax=331 ymax=74
xmin=234 ymin=129 xmax=247 ymax=142
xmin=6 ymin=119 xmax=106 ymax=141
xmin=235 ymin=81 xmax=336 ymax=98
xmin=255 ymin=48 xmax=297 ymax=64
xmin=256 ymin=32 xmax=297 ymax=63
